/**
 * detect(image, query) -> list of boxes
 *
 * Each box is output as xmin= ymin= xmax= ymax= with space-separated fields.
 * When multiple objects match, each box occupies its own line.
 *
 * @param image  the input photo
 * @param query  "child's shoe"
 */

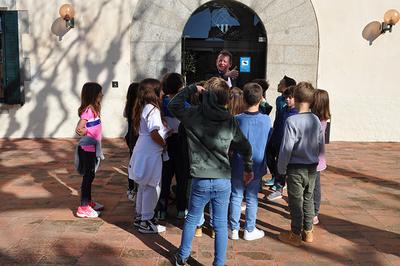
xmin=176 ymin=210 xmax=187 ymax=219
xmin=270 ymin=184 xmax=283 ymax=191
xmin=89 ymin=201 xmax=104 ymax=211
xmin=133 ymin=216 xmax=141 ymax=228
xmin=267 ymin=191 xmax=282 ymax=201
xmin=195 ymin=226 xmax=203 ymax=237
xmin=173 ymin=251 xmax=186 ymax=266
xmin=76 ymin=205 xmax=99 ymax=218
xmin=312 ymin=216 xmax=319 ymax=225
xmin=302 ymin=228 xmax=314 ymax=243
xmin=127 ymin=189 xmax=136 ymax=202
xmin=211 ymin=228 xmax=215 ymax=239
xmin=229 ymin=229 xmax=239 ymax=240
xmin=243 ymin=228 xmax=264 ymax=241
xmin=265 ymin=177 xmax=275 ymax=186
xmin=279 ymin=231 xmax=301 ymax=246
xmin=138 ymin=218 xmax=166 ymax=234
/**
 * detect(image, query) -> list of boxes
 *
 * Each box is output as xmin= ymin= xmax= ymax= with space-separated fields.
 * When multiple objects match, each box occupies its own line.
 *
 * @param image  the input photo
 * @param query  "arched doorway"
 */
xmin=131 ymin=0 xmax=318 ymax=88
xmin=182 ymin=0 xmax=267 ymax=87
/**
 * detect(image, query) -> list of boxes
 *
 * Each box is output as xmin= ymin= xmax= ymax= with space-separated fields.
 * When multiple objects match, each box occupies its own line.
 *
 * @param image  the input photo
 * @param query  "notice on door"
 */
xmin=240 ymin=57 xmax=251 ymax=73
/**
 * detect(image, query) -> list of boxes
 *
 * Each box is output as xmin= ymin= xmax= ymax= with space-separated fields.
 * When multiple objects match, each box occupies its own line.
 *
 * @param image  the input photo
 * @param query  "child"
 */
xmin=124 ymin=82 xmax=139 ymax=202
xmin=227 ymin=87 xmax=244 ymax=115
xmin=251 ymin=78 xmax=273 ymax=115
xmin=277 ymin=82 xmax=324 ymax=246
xmin=229 ymin=82 xmax=272 ymax=241
xmin=169 ymin=77 xmax=253 ymax=266
xmin=265 ymin=76 xmax=296 ymax=187
xmin=267 ymin=86 xmax=298 ymax=201
xmin=128 ymin=78 xmax=169 ymax=234
xmin=75 ymin=82 xmax=105 ymax=218
xmin=311 ymin=89 xmax=331 ymax=225
xmin=158 ymin=72 xmax=188 ymax=220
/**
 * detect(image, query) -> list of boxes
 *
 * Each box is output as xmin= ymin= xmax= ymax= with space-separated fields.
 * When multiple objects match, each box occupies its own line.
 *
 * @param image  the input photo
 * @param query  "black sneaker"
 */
xmin=173 ymin=251 xmax=186 ymax=266
xmin=133 ymin=216 xmax=141 ymax=228
xmin=138 ymin=218 xmax=166 ymax=234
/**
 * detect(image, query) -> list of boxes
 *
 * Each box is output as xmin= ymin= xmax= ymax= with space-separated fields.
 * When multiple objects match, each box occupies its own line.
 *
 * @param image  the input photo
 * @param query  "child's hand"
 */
xmin=196 ymin=85 xmax=205 ymax=93
xmin=76 ymin=127 xmax=87 ymax=136
xmin=243 ymin=171 xmax=254 ymax=186
xmin=75 ymin=119 xmax=87 ymax=136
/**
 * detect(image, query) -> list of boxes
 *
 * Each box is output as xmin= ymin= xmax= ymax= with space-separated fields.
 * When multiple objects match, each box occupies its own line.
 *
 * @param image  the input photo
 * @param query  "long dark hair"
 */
xmin=132 ymin=78 xmax=162 ymax=134
xmin=78 ymin=82 xmax=102 ymax=117
xmin=124 ymin=82 xmax=139 ymax=123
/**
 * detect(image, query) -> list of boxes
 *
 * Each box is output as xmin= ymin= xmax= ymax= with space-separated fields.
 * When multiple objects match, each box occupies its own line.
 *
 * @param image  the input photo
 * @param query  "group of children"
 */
xmin=74 ymin=66 xmax=331 ymax=266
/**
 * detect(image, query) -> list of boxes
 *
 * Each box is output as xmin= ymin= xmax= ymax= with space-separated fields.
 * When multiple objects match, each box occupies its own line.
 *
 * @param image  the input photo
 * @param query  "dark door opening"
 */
xmin=182 ymin=0 xmax=267 ymax=88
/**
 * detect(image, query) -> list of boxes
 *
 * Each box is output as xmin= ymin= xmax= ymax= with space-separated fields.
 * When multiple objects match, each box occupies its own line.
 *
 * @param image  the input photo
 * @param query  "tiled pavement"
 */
xmin=0 ymin=139 xmax=399 ymax=266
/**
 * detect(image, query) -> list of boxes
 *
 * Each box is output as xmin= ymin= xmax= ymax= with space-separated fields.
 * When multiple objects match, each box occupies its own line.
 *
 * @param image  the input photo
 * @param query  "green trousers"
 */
xmin=286 ymin=164 xmax=317 ymax=235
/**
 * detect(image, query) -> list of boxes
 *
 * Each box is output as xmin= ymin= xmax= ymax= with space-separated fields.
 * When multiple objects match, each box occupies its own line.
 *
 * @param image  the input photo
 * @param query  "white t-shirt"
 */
xmin=128 ymin=104 xmax=168 ymax=186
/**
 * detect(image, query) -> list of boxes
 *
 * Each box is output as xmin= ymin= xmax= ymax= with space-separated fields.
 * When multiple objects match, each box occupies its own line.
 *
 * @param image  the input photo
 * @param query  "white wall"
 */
xmin=311 ymin=0 xmax=400 ymax=141
xmin=0 ymin=0 xmax=136 ymax=138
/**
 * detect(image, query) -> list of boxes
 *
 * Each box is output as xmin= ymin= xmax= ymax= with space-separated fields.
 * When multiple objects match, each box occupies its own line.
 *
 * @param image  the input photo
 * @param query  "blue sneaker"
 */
xmin=270 ymin=184 xmax=283 ymax=192
xmin=265 ymin=177 xmax=275 ymax=186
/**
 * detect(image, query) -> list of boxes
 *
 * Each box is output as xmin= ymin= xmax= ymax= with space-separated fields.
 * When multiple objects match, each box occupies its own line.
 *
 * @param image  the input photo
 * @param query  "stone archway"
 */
xmin=130 ymin=0 xmax=319 ymax=86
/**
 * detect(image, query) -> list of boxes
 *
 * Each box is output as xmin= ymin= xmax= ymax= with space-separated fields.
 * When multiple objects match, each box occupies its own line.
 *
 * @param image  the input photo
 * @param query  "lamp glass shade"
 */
xmin=362 ymin=21 xmax=382 ymax=42
xmin=59 ymin=4 xmax=75 ymax=20
xmin=384 ymin=9 xmax=400 ymax=25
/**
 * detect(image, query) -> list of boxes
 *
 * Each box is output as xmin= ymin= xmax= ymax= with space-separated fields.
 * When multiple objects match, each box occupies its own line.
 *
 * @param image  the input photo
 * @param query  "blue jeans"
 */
xmin=230 ymin=175 xmax=261 ymax=232
xmin=178 ymin=178 xmax=231 ymax=266
xmin=198 ymin=203 xmax=213 ymax=227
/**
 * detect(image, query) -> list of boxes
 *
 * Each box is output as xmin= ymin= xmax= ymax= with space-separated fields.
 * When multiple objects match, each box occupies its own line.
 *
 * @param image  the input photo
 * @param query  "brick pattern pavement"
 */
xmin=0 ymin=139 xmax=399 ymax=265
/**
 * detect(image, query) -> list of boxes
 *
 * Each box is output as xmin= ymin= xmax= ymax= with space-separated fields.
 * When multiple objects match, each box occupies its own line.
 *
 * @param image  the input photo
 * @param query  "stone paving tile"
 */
xmin=0 ymin=139 xmax=399 ymax=265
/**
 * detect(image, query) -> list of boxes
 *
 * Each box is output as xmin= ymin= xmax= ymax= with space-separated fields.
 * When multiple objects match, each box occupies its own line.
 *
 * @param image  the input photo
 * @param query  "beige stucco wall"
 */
xmin=0 ymin=0 xmax=136 ymax=138
xmin=0 ymin=0 xmax=399 ymax=141
xmin=311 ymin=0 xmax=400 ymax=141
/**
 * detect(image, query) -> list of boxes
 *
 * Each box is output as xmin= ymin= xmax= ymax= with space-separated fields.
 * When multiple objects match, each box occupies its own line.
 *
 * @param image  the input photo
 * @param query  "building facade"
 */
xmin=0 ymin=0 xmax=399 ymax=141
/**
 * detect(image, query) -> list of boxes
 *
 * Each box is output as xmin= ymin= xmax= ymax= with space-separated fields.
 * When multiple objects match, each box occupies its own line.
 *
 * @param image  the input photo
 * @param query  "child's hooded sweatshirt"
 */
xmin=168 ymin=84 xmax=253 ymax=179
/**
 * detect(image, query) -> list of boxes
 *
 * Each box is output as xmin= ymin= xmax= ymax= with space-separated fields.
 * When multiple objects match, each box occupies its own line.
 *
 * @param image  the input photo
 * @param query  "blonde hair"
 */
xmin=228 ymin=87 xmax=244 ymax=115
xmin=204 ymin=77 xmax=230 ymax=105
xmin=312 ymin=89 xmax=331 ymax=121
xmin=294 ymin=82 xmax=315 ymax=104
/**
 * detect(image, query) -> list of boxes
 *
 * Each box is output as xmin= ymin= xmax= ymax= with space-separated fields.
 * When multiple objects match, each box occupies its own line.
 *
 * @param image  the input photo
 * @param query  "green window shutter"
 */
xmin=3 ymin=11 xmax=21 ymax=104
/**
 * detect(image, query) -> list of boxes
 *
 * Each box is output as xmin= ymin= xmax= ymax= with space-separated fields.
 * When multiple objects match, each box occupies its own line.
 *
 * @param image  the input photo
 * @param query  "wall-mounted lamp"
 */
xmin=59 ymin=4 xmax=75 ymax=29
xmin=362 ymin=9 xmax=399 ymax=45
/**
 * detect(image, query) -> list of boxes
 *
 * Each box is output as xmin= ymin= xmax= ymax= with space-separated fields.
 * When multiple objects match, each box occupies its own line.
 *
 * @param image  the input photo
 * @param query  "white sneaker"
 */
xmin=229 ymin=229 xmax=239 ymax=240
xmin=138 ymin=219 xmax=166 ymax=234
xmin=267 ymin=191 xmax=282 ymax=201
xmin=243 ymin=228 xmax=265 ymax=241
xmin=127 ymin=189 xmax=136 ymax=202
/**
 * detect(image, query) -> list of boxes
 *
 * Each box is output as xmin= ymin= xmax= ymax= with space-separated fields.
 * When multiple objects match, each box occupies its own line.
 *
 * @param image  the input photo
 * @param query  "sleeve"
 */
xmin=277 ymin=120 xmax=296 ymax=175
xmin=230 ymin=119 xmax=253 ymax=172
xmin=168 ymin=84 xmax=198 ymax=125
xmin=80 ymin=108 xmax=94 ymax=120
xmin=319 ymin=121 xmax=325 ymax=157
xmin=145 ymin=105 xmax=163 ymax=132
